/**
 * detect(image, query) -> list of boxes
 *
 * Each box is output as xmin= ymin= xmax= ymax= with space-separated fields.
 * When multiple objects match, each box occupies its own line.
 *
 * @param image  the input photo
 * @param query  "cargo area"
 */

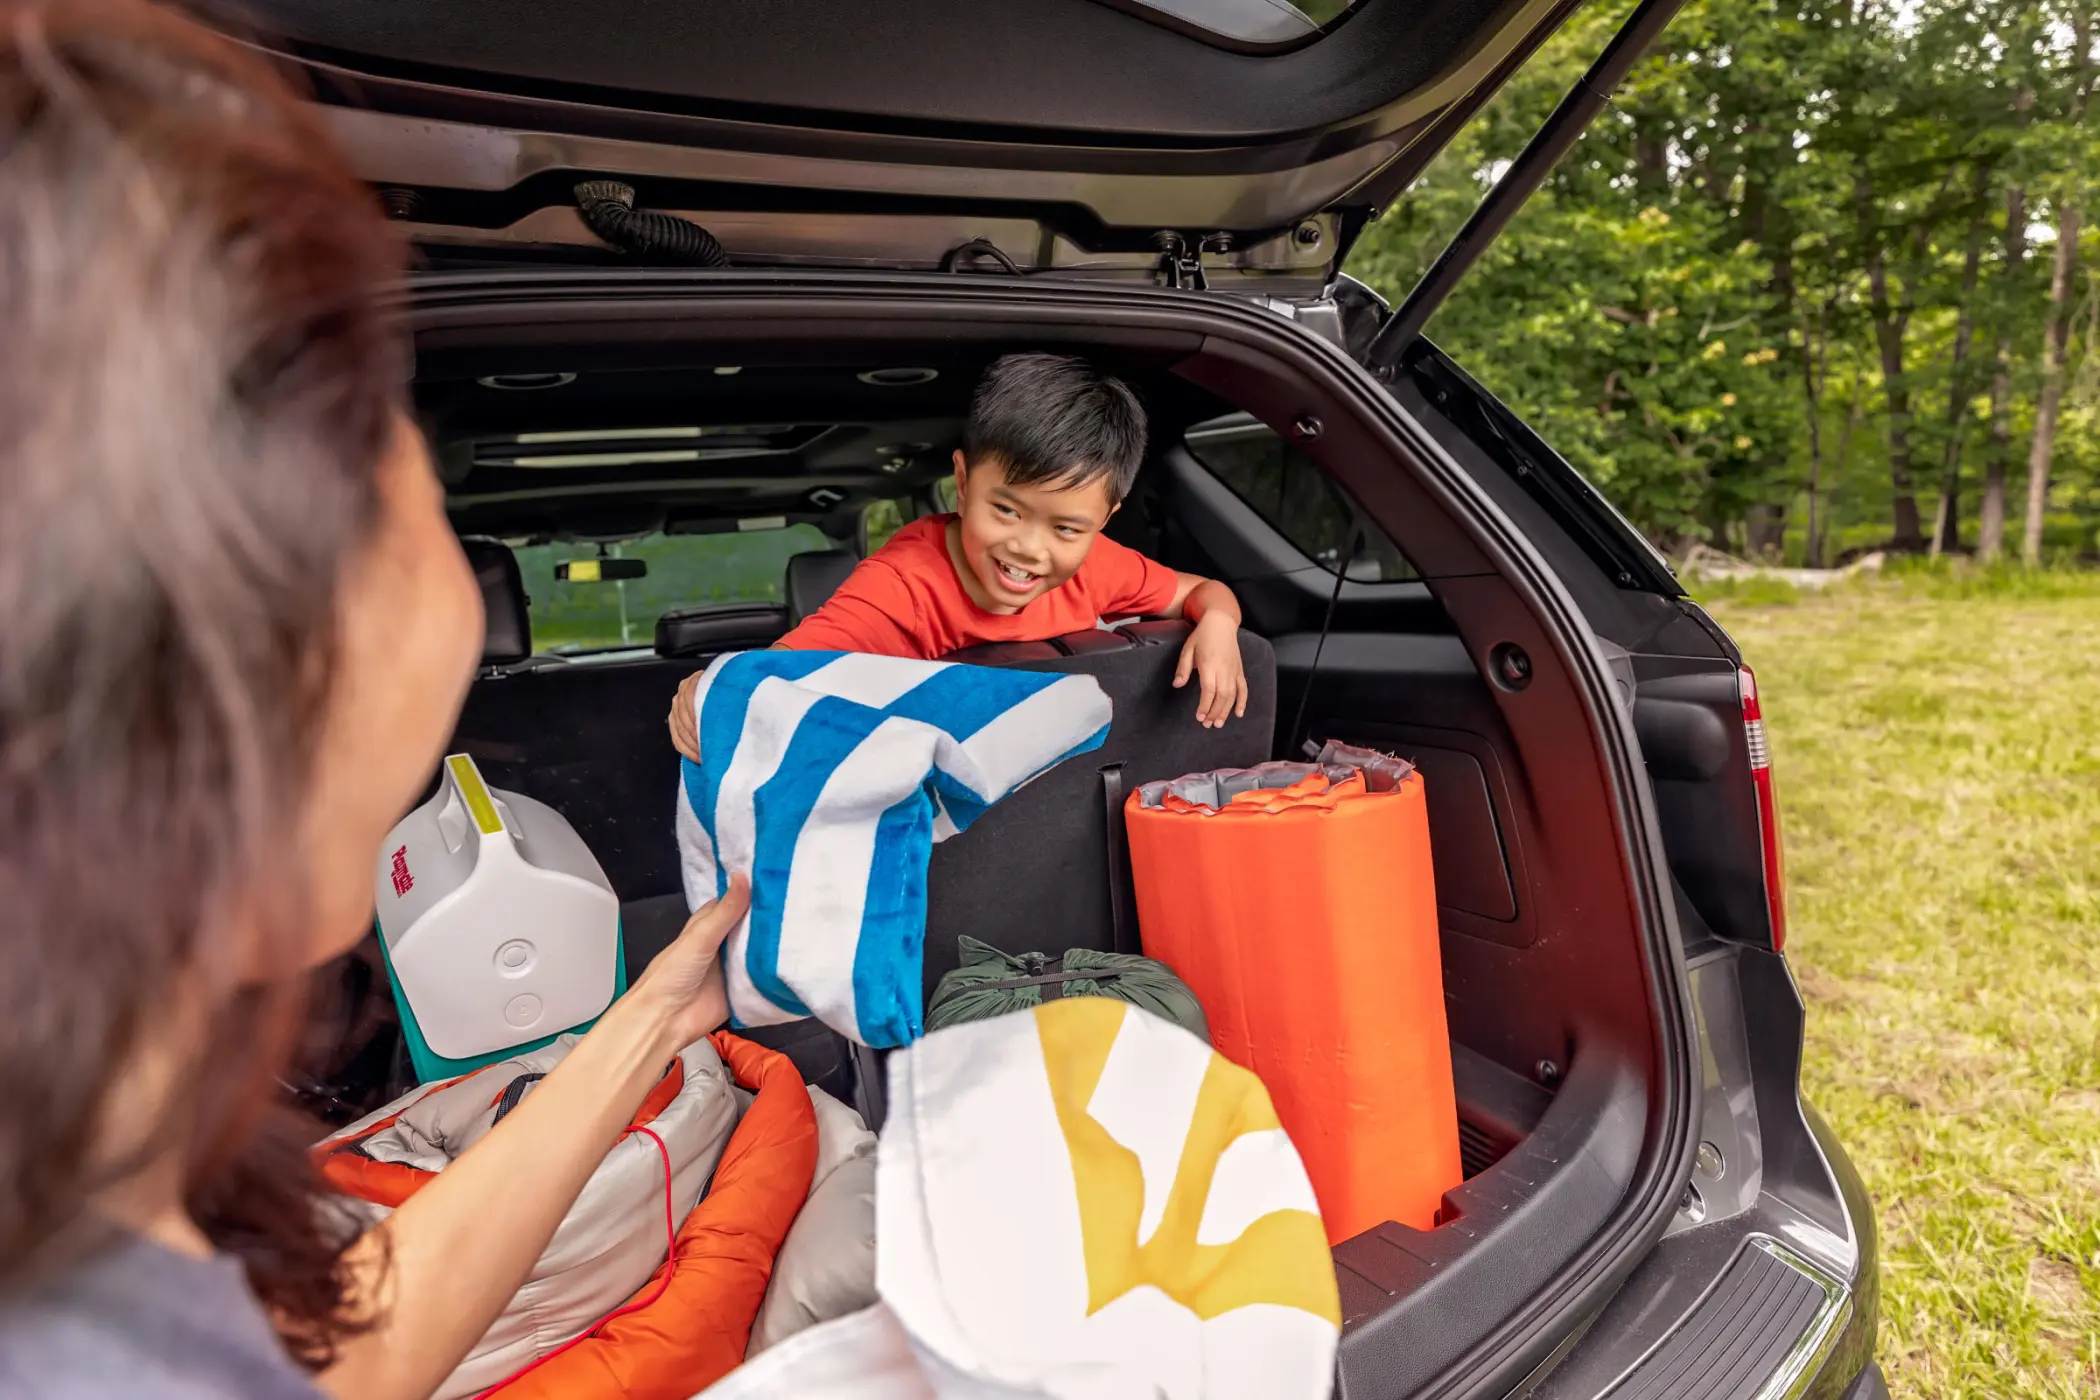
xmin=301 ymin=274 xmax=1693 ymax=1398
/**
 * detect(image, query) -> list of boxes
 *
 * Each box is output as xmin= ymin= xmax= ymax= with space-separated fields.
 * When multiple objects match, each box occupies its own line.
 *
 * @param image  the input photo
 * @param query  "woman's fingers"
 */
xmin=682 ymin=875 xmax=750 ymax=955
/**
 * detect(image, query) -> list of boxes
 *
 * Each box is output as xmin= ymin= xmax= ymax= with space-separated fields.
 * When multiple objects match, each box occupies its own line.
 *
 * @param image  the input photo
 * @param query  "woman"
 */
xmin=0 ymin=2 xmax=745 ymax=1396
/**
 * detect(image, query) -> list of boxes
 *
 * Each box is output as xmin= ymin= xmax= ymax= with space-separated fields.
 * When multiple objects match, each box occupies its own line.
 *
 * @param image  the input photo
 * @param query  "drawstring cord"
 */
xmin=472 ymin=1124 xmax=678 ymax=1397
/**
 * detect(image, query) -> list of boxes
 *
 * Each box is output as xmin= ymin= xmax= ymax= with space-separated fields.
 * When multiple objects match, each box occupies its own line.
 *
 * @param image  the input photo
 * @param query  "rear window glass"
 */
xmin=1184 ymin=416 xmax=1415 ymax=581
xmin=515 ymin=523 xmax=831 ymax=654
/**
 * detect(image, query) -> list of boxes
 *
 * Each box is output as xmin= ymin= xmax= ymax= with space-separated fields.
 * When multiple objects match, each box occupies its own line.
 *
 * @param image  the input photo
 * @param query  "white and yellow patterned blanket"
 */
xmin=703 ymin=997 xmax=1340 ymax=1399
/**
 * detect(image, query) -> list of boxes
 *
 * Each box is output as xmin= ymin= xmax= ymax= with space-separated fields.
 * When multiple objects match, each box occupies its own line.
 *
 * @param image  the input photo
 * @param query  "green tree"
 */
xmin=1349 ymin=0 xmax=2099 ymax=564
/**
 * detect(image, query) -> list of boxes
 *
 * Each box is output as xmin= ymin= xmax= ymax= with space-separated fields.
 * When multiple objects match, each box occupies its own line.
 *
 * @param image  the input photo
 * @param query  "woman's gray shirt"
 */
xmin=0 ymin=1233 xmax=325 ymax=1398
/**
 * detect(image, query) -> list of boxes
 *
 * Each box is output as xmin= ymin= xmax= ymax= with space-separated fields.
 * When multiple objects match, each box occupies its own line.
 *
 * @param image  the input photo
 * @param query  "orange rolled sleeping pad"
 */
xmin=1124 ymin=756 xmax=1461 ymax=1243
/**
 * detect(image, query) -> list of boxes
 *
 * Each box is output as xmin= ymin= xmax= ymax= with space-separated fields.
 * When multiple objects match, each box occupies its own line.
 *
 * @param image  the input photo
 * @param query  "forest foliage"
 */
xmin=1350 ymin=0 xmax=2100 ymax=565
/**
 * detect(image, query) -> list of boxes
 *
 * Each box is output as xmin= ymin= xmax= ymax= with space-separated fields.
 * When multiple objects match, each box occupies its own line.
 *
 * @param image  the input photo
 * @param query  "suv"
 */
xmin=251 ymin=1 xmax=1885 ymax=1396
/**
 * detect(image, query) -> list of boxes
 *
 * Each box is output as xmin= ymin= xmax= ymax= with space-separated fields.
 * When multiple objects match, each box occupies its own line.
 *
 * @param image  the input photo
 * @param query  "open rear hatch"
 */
xmin=236 ymin=1 xmax=1713 ymax=1388
xmin=368 ymin=275 xmax=1702 ymax=1400
xmin=236 ymin=0 xmax=1588 ymax=287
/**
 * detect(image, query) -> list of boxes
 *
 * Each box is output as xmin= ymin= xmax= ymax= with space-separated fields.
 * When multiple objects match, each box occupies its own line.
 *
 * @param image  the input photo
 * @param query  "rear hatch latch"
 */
xmin=1154 ymin=231 xmax=1233 ymax=291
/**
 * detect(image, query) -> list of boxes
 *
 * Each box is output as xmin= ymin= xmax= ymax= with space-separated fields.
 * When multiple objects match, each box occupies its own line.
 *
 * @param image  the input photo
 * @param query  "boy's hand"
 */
xmin=1174 ymin=612 xmax=1248 ymax=728
xmin=668 ymin=671 xmax=702 ymax=762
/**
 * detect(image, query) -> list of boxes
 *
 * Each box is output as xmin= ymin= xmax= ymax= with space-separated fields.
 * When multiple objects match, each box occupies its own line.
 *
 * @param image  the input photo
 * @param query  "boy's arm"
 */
xmin=1163 ymin=571 xmax=1237 ymax=625
xmin=1163 ymin=572 xmax=1247 ymax=729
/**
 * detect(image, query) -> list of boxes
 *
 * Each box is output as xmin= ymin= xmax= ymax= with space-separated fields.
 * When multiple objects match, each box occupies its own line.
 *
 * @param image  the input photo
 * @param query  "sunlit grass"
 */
xmin=1709 ymin=577 xmax=2100 ymax=1398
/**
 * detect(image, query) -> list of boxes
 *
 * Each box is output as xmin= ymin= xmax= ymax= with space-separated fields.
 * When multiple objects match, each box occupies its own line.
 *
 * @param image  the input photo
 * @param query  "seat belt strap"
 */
xmin=1100 ymin=763 xmax=1141 ymax=956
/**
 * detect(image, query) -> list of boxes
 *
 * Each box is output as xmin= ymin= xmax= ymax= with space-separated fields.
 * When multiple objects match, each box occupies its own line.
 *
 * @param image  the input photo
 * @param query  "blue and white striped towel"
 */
xmin=676 ymin=650 xmax=1113 ymax=1048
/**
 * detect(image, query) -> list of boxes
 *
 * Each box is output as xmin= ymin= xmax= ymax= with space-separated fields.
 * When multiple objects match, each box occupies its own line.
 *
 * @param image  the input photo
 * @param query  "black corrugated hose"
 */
xmin=573 ymin=181 xmax=730 ymax=266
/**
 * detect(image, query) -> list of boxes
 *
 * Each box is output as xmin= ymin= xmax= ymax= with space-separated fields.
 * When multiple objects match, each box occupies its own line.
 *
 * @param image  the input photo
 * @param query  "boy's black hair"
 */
xmin=961 ymin=352 xmax=1148 ymax=503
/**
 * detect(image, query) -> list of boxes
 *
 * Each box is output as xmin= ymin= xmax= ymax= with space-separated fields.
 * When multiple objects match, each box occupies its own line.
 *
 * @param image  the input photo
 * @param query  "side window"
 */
xmin=862 ymin=498 xmax=909 ymax=553
xmin=862 ymin=473 xmax=956 ymax=555
xmin=1184 ymin=415 xmax=1416 ymax=582
xmin=514 ymin=523 xmax=831 ymax=654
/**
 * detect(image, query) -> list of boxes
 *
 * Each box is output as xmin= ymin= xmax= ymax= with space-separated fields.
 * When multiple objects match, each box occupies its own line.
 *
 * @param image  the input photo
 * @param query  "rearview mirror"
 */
xmin=556 ymin=558 xmax=648 ymax=582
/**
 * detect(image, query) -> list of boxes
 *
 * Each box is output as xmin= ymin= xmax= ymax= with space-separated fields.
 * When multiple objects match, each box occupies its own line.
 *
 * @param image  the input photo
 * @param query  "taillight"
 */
xmin=1739 ymin=666 xmax=1788 ymax=950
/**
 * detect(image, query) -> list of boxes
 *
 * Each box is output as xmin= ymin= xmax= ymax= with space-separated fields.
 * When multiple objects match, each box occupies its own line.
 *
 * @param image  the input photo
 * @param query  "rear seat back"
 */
xmin=451 ymin=657 xmax=705 ymax=900
xmin=651 ymin=547 xmax=858 ymax=657
xmin=655 ymin=602 xmax=787 ymax=658
xmin=454 ymin=542 xmax=847 ymax=900
xmin=922 ymin=623 xmax=1276 ymax=997
xmin=463 ymin=538 xmax=532 ymax=667
xmin=786 ymin=549 xmax=858 ymax=627
xmin=445 ymin=542 xmax=1277 ymax=1088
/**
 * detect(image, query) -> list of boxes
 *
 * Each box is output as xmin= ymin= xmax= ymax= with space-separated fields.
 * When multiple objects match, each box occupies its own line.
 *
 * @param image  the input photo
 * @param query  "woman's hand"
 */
xmin=1174 ymin=611 xmax=1249 ymax=729
xmin=627 ymin=877 xmax=747 ymax=1053
xmin=321 ymin=877 xmax=750 ymax=1400
xmin=668 ymin=672 xmax=703 ymax=762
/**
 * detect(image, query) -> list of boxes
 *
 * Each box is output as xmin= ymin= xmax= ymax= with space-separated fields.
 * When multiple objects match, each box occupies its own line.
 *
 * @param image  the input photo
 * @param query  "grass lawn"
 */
xmin=1706 ymin=572 xmax=2100 ymax=1398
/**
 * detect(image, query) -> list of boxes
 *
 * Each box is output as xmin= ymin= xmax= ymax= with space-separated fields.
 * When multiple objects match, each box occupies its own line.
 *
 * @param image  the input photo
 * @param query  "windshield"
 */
xmin=515 ymin=524 xmax=831 ymax=654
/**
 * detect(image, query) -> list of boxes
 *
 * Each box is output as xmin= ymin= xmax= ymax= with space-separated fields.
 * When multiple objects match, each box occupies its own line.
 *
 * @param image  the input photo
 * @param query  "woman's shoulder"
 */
xmin=0 ymin=1235 xmax=324 ymax=1399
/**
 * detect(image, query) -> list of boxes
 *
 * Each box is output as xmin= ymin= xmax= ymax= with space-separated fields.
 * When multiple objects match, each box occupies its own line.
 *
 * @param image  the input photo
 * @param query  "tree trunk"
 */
xmin=2022 ymin=199 xmax=2082 ymax=564
xmin=1747 ymin=504 xmax=1788 ymax=559
xmin=1632 ymin=105 xmax=1670 ymax=204
xmin=1867 ymin=248 xmax=1926 ymax=549
xmin=1980 ymin=355 xmax=2014 ymax=562
xmin=1824 ymin=391 xmax=1866 ymax=569
xmin=2023 ymin=12 xmax=2093 ymax=565
xmin=1979 ymin=150 xmax=2031 ymax=564
xmin=1931 ymin=172 xmax=1992 ymax=556
xmin=1800 ymin=307 xmax=1827 ymax=568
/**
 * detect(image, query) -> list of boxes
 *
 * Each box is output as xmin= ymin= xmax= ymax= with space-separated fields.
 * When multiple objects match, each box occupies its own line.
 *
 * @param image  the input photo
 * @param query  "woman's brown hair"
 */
xmin=0 ymin=0 xmax=406 ymax=1364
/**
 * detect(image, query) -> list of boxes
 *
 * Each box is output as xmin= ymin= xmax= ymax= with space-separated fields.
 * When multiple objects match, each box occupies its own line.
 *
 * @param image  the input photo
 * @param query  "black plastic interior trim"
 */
xmin=1336 ymin=1050 xmax=1647 ymax=1398
xmin=1402 ymin=343 xmax=1684 ymax=596
xmin=241 ymin=0 xmax=1555 ymax=146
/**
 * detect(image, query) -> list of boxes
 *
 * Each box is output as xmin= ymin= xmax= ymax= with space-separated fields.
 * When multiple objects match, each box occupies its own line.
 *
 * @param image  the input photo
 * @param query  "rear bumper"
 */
xmin=1523 ymin=946 xmax=1880 ymax=1400
xmin=1522 ymin=1222 xmax=1874 ymax=1400
xmin=1840 ymin=1361 xmax=1890 ymax=1400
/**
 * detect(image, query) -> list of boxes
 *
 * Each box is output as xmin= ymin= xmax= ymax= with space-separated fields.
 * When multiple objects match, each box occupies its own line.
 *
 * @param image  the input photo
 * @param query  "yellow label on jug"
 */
xmin=448 ymin=754 xmax=505 ymax=836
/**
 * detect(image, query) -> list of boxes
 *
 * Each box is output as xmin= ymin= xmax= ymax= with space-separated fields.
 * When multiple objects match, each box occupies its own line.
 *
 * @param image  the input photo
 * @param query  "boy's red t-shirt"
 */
xmin=778 ymin=514 xmax=1179 ymax=659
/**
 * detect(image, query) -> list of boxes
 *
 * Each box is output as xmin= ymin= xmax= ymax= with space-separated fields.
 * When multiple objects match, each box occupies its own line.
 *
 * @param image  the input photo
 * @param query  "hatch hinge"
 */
xmin=1154 ymin=231 xmax=1234 ymax=291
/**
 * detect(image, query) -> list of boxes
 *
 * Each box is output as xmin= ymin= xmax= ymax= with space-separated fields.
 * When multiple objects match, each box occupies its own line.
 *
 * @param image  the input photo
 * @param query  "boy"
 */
xmin=668 ymin=352 xmax=1246 ymax=761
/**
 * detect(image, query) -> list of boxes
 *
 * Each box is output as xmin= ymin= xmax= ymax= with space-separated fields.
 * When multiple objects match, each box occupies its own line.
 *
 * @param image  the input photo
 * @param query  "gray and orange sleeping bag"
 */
xmin=316 ymin=1030 xmax=819 ymax=1400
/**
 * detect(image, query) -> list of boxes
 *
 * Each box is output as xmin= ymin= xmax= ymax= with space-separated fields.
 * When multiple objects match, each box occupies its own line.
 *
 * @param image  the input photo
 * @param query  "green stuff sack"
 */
xmin=926 ymin=935 xmax=1210 ymax=1043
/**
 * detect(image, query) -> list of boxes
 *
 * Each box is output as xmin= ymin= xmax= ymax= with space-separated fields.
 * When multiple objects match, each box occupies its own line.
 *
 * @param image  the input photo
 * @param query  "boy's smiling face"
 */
xmin=945 ymin=450 xmax=1117 ymax=614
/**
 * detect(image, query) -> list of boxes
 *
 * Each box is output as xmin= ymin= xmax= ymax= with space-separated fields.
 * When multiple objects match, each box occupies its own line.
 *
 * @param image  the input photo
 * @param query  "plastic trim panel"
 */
xmin=1598 ymin=1238 xmax=1849 ymax=1400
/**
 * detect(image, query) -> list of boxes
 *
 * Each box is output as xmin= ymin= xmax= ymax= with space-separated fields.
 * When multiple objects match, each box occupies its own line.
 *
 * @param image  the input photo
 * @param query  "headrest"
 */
xmin=462 ymin=539 xmax=530 ymax=668
xmin=654 ymin=603 xmax=789 ymax=659
xmin=786 ymin=549 xmax=860 ymax=628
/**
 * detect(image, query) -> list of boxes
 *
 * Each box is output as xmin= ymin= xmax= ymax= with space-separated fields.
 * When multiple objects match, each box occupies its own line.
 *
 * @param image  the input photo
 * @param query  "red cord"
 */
xmin=472 ymin=1125 xmax=680 ymax=1398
